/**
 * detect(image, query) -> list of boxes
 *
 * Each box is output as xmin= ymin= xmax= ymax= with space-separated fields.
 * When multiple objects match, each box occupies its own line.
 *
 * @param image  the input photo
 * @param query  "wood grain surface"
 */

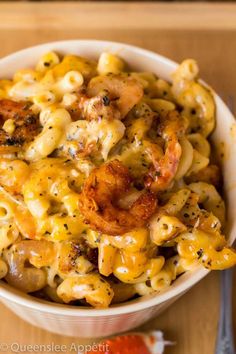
xmin=0 ymin=2 xmax=235 ymax=354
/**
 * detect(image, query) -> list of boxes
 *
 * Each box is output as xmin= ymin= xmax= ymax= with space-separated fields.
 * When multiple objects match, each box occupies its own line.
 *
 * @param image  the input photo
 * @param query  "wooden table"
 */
xmin=0 ymin=2 xmax=236 ymax=353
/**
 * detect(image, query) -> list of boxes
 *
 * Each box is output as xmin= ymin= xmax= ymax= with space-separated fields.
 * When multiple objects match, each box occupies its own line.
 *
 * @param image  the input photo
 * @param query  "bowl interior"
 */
xmin=0 ymin=40 xmax=235 ymax=317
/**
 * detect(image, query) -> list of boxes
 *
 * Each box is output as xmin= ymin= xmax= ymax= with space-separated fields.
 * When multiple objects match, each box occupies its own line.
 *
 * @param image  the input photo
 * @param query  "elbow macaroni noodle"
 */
xmin=0 ymin=52 xmax=234 ymax=308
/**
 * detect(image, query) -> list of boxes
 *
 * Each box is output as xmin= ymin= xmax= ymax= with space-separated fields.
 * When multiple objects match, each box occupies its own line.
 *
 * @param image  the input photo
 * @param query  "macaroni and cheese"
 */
xmin=0 ymin=51 xmax=235 ymax=308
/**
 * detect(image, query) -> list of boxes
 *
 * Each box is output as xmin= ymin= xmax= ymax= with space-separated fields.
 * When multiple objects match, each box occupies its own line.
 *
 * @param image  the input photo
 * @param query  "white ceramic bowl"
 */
xmin=0 ymin=40 xmax=236 ymax=338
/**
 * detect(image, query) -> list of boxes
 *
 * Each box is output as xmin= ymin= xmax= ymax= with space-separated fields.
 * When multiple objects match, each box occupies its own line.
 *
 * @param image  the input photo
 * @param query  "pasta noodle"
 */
xmin=57 ymin=274 xmax=114 ymax=308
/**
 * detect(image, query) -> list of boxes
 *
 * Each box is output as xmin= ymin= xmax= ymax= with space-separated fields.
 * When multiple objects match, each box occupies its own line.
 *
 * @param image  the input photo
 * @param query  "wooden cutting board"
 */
xmin=0 ymin=3 xmax=236 ymax=353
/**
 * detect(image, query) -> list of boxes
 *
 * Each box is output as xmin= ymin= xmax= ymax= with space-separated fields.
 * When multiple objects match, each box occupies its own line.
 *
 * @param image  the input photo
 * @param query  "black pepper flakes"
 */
xmin=102 ymin=96 xmax=110 ymax=106
xmin=197 ymin=248 xmax=204 ymax=259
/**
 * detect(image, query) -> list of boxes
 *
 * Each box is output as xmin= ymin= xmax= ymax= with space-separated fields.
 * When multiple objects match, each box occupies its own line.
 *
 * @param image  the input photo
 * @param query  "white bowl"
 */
xmin=0 ymin=40 xmax=236 ymax=338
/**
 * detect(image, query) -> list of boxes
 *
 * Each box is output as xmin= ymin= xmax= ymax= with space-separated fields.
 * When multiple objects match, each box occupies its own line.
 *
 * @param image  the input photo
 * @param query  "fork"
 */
xmin=215 ymin=96 xmax=235 ymax=354
xmin=215 ymin=269 xmax=235 ymax=354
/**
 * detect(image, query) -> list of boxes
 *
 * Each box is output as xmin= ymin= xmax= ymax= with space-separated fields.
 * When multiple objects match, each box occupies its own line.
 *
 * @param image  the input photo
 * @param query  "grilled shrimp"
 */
xmin=79 ymin=94 xmax=122 ymax=121
xmin=78 ymin=160 xmax=157 ymax=235
xmin=87 ymin=74 xmax=143 ymax=119
xmin=64 ymin=90 xmax=122 ymax=121
xmin=0 ymin=99 xmax=40 ymax=152
xmin=145 ymin=110 xmax=186 ymax=192
xmin=4 ymin=240 xmax=55 ymax=293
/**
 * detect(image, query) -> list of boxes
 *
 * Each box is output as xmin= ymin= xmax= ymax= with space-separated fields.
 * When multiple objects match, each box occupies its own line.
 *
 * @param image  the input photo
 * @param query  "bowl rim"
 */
xmin=0 ymin=39 xmax=233 ymax=317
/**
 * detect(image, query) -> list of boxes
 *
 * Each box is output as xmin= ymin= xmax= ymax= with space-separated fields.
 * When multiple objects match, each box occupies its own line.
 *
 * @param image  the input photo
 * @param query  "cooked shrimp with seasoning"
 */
xmin=78 ymin=159 xmax=157 ymax=235
xmin=144 ymin=110 xmax=187 ymax=192
xmin=0 ymin=51 xmax=234 ymax=308
xmin=0 ymin=99 xmax=40 ymax=149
